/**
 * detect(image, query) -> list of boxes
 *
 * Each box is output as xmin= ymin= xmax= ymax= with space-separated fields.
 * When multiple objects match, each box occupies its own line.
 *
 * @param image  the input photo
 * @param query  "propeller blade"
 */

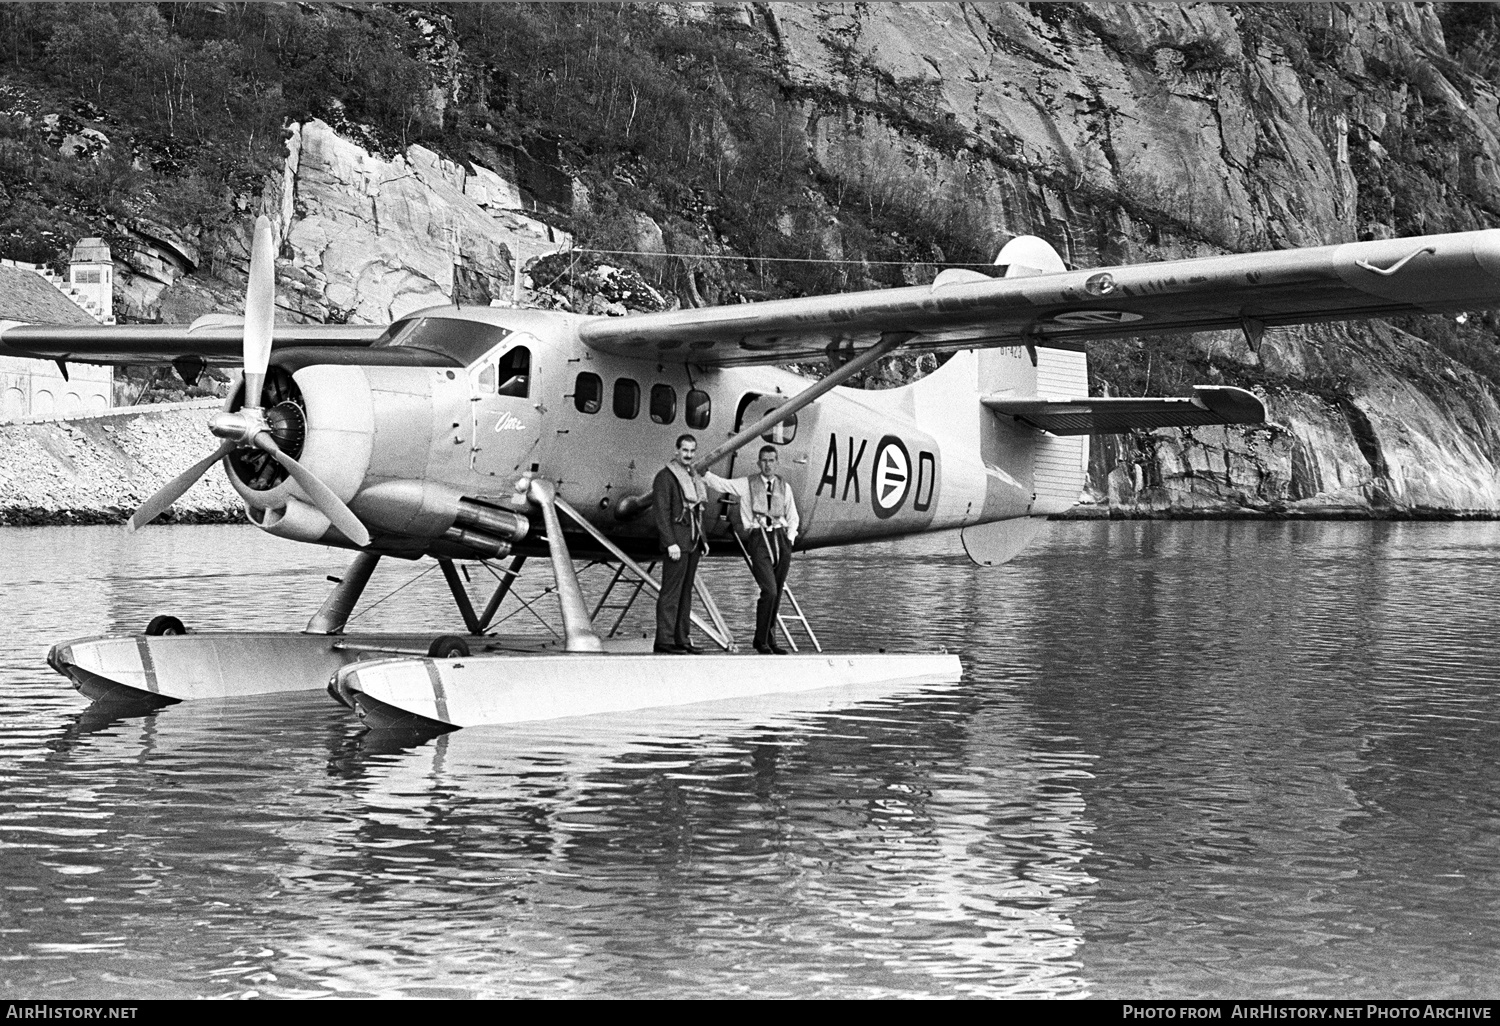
xmin=251 ymin=433 xmax=371 ymax=547
xmin=128 ymin=440 xmax=236 ymax=531
xmin=242 ymin=214 xmax=276 ymax=408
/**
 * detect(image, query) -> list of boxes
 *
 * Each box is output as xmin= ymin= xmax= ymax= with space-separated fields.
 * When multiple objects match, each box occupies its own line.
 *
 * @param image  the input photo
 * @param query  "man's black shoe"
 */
xmin=653 ymin=644 xmax=685 ymax=654
xmin=754 ymin=642 xmax=773 ymax=654
xmin=681 ymin=643 xmax=705 ymax=654
xmin=768 ymin=644 xmax=789 ymax=655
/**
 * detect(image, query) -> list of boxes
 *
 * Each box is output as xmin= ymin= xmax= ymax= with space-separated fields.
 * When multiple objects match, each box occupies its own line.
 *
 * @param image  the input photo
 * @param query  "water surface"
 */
xmin=2 ymin=521 xmax=1498 ymax=998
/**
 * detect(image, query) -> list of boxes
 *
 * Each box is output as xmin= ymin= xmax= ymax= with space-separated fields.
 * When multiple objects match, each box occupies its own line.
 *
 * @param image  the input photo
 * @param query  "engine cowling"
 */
xmin=227 ymin=362 xmax=530 ymax=556
xmin=227 ymin=365 xmax=376 ymax=526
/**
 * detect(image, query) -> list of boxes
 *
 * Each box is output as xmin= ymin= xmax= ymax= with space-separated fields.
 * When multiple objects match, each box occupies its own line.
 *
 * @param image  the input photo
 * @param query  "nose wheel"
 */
xmin=145 ymin=615 xmax=186 ymax=636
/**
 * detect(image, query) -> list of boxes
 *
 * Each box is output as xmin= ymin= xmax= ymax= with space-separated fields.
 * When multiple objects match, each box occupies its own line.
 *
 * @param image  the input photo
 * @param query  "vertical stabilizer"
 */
xmin=964 ymin=345 xmax=1090 ymax=516
xmin=1029 ymin=348 xmax=1090 ymax=515
xmin=888 ymin=341 xmax=1090 ymax=565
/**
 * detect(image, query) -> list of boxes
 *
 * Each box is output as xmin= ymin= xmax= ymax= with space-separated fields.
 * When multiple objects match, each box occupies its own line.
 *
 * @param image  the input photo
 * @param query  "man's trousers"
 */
xmin=746 ymin=528 xmax=791 ymax=647
xmin=655 ymin=549 xmax=702 ymax=648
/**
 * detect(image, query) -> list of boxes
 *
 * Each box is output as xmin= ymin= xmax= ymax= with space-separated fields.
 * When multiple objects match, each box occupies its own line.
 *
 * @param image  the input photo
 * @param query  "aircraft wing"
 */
xmin=0 ymin=318 xmax=387 ymax=366
xmin=579 ymin=230 xmax=1500 ymax=366
xmin=984 ymin=385 xmax=1264 ymax=435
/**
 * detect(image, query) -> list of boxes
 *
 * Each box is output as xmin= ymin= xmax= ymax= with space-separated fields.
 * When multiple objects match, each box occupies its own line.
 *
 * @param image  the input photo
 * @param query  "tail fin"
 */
xmin=904 ymin=344 xmax=1090 ymax=561
xmin=963 ymin=345 xmax=1091 ymax=516
xmin=1019 ymin=347 xmax=1090 ymax=515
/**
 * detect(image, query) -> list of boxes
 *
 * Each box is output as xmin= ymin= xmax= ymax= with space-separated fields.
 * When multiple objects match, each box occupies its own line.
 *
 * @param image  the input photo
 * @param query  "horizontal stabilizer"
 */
xmin=983 ymin=385 xmax=1264 ymax=435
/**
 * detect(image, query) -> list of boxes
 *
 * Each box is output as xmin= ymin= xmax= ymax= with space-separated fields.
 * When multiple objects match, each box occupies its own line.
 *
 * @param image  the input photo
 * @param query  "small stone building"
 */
xmin=0 ymin=239 xmax=115 ymax=423
xmin=66 ymin=237 xmax=114 ymax=322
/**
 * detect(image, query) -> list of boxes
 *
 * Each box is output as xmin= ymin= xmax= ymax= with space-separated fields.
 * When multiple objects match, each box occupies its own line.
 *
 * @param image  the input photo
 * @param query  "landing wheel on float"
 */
xmin=145 ymin=615 xmax=186 ymax=636
xmin=427 ymin=635 xmax=471 ymax=659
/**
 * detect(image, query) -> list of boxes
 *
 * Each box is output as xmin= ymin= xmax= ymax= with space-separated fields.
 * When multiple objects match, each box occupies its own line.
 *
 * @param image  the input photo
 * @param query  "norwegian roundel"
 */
xmin=871 ymin=435 xmax=912 ymax=519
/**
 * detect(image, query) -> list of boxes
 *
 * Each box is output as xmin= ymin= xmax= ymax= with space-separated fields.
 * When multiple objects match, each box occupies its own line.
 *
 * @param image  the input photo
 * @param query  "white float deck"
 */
xmin=334 ymin=650 xmax=963 ymax=730
xmin=48 ymin=632 xmax=962 ymax=731
xmin=48 ymin=631 xmax=649 ymax=704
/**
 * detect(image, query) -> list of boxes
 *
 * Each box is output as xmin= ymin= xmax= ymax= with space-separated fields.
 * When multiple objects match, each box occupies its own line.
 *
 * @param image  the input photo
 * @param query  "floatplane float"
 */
xmin=8 ymin=220 xmax=1500 ymax=730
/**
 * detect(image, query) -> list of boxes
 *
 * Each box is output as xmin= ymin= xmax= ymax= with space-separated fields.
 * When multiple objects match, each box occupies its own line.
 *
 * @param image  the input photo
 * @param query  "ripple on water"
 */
xmin=2 ymin=523 xmax=1500 ymax=997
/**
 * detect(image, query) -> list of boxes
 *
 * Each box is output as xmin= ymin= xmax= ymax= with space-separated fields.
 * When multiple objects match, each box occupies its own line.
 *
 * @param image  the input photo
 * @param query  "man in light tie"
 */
xmin=705 ymin=445 xmax=799 ymax=654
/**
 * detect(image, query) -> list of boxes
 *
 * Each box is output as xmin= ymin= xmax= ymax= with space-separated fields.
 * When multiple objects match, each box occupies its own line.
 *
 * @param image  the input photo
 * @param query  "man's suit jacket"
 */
xmin=653 ymin=465 xmax=706 ymax=553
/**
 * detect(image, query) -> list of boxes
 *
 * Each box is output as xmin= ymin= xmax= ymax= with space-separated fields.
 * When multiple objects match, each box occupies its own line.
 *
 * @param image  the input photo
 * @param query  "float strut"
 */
xmin=528 ymin=478 xmax=604 ymax=652
xmin=304 ymin=551 xmax=381 ymax=635
xmin=477 ymin=554 xmax=527 ymax=632
xmin=437 ymin=558 xmax=484 ymax=636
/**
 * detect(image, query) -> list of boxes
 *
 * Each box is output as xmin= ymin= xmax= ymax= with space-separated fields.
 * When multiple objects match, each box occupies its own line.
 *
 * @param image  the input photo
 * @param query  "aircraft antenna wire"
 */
xmin=535 ymin=250 xmax=586 ymax=293
xmin=481 ymin=580 xmax=561 ymax=639
xmin=563 ymin=246 xmax=1001 ymax=269
xmin=341 ymin=561 xmax=441 ymax=628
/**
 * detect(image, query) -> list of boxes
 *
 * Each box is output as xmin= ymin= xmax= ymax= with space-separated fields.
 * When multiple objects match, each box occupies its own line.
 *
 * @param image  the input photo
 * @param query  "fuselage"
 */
xmin=225 ymin=304 xmax=1080 ymax=560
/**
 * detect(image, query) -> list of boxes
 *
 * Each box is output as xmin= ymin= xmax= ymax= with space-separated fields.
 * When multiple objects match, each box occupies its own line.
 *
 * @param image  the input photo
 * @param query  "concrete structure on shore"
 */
xmin=0 ymin=238 xmax=116 ymax=423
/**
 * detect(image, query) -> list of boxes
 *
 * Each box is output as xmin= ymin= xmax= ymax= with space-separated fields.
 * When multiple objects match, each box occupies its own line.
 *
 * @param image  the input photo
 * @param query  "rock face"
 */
xmin=19 ymin=3 xmax=1500 ymax=520
xmin=1085 ymin=322 xmax=1500 ymax=516
xmin=740 ymin=2 xmax=1500 ymax=516
xmin=269 ymin=120 xmax=570 ymax=324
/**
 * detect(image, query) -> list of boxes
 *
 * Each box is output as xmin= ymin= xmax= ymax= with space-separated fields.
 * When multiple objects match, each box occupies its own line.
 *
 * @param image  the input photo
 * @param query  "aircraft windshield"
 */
xmin=371 ymin=318 xmax=513 ymax=366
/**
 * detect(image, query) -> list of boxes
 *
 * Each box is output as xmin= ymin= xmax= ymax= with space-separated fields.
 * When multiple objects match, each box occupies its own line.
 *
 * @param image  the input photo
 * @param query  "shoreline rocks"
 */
xmin=0 ymin=400 xmax=243 ymax=527
xmin=0 ymin=507 xmax=241 ymax=527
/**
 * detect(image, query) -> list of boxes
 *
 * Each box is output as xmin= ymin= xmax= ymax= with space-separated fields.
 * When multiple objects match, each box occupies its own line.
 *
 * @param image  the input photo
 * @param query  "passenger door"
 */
xmin=470 ymin=339 xmax=543 ymax=489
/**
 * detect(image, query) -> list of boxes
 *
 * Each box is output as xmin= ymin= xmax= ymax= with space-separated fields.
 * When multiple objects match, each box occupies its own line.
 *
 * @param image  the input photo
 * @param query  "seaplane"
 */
xmin=5 ymin=216 xmax=1500 ymax=731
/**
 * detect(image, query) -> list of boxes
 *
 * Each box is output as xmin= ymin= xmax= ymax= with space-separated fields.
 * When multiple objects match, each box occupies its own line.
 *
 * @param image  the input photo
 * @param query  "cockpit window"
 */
xmin=372 ymin=317 xmax=513 ymax=366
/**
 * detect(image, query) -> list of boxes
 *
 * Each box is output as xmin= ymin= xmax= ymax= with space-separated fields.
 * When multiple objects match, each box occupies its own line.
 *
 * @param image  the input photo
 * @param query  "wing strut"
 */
xmin=613 ymin=332 xmax=911 ymax=519
xmin=697 ymin=332 xmax=912 ymax=470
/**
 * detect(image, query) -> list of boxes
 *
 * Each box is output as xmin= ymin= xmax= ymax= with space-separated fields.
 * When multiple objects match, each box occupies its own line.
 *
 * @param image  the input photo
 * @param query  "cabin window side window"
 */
xmin=613 ymin=378 xmax=640 ymax=419
xmin=574 ymin=372 xmax=602 ymax=414
xmin=686 ymin=389 xmax=711 ymax=429
xmin=738 ymin=393 xmax=797 ymax=445
xmin=762 ymin=412 xmax=797 ymax=444
xmin=650 ymin=384 xmax=676 ymax=425
xmin=496 ymin=346 xmax=530 ymax=398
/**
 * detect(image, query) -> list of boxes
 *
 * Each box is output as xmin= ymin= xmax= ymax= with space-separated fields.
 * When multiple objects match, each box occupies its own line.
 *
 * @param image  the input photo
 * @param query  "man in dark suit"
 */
xmin=653 ymin=433 xmax=709 ymax=654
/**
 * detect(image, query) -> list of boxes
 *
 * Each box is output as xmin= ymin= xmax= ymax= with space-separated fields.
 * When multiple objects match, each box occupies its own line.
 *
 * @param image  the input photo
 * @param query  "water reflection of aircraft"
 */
xmin=335 ymin=678 xmax=1093 ymax=997
xmin=5 ymin=218 xmax=1500 ymax=728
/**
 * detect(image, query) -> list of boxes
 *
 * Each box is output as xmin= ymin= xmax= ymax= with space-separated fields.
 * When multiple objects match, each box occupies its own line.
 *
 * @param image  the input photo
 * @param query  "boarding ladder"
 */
xmin=590 ymin=560 xmax=655 ymax=638
xmin=551 ymin=496 xmax=734 ymax=650
xmin=730 ymin=528 xmax=822 ymax=653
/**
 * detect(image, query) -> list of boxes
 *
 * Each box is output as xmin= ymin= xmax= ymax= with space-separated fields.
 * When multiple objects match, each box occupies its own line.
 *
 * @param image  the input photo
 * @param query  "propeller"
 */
xmin=128 ymin=216 xmax=372 ymax=547
xmin=248 ymin=428 xmax=370 ymax=545
xmin=241 ymin=212 xmax=275 ymax=415
xmin=127 ymin=440 xmax=236 ymax=531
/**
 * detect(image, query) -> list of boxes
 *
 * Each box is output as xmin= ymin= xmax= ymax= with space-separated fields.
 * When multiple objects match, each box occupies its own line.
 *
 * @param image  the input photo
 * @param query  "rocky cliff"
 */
xmin=272 ymin=3 xmax=1500 ymax=517
xmin=8 ymin=3 xmax=1500 ymax=519
xmin=737 ymin=2 xmax=1500 ymax=515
